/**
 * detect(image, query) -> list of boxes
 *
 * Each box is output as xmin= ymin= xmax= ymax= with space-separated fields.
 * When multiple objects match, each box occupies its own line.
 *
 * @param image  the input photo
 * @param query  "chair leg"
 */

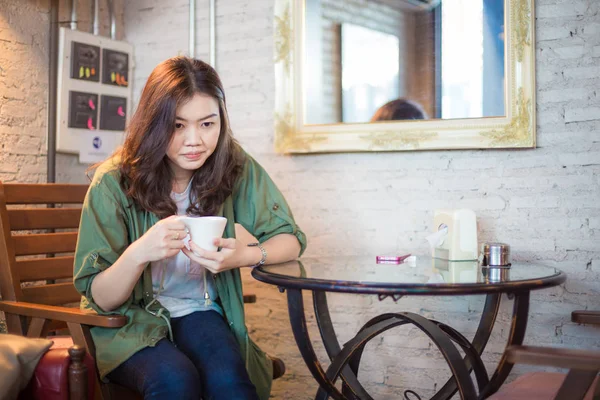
xmin=26 ymin=317 xmax=46 ymax=338
xmin=67 ymin=323 xmax=96 ymax=358
xmin=67 ymin=322 xmax=108 ymax=400
xmin=555 ymin=369 xmax=599 ymax=400
xmin=68 ymin=346 xmax=88 ymax=400
xmin=243 ymin=294 xmax=257 ymax=304
xmin=5 ymin=313 xmax=25 ymax=335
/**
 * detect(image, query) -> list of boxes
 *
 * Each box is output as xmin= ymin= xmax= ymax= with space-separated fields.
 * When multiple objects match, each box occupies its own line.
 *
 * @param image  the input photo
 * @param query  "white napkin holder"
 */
xmin=430 ymin=209 xmax=478 ymax=261
xmin=432 ymin=259 xmax=479 ymax=283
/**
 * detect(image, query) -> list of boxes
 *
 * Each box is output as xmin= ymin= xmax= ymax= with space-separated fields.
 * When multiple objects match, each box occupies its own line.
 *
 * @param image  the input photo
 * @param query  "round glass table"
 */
xmin=252 ymin=256 xmax=566 ymax=400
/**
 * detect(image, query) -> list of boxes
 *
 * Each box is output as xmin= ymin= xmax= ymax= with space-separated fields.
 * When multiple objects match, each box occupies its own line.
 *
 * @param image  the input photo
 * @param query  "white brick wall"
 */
xmin=122 ymin=0 xmax=600 ymax=398
xmin=0 ymin=0 xmax=52 ymax=183
xmin=0 ymin=0 xmax=125 ymax=184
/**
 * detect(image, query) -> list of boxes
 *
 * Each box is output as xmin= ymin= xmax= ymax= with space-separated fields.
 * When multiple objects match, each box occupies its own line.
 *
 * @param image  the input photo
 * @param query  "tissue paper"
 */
xmin=426 ymin=225 xmax=448 ymax=249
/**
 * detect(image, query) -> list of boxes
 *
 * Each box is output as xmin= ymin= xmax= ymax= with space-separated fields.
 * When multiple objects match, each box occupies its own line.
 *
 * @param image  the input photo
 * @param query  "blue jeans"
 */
xmin=107 ymin=310 xmax=259 ymax=400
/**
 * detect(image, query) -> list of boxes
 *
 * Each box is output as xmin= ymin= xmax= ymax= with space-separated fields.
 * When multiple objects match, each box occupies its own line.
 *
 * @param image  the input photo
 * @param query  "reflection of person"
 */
xmin=74 ymin=56 xmax=306 ymax=400
xmin=370 ymin=98 xmax=428 ymax=121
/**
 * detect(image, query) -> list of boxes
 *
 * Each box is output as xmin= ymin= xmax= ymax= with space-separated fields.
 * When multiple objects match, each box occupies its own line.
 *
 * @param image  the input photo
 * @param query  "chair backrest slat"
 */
xmin=17 ymin=256 xmax=75 ymax=281
xmin=8 ymin=208 xmax=82 ymax=230
xmin=13 ymin=232 xmax=78 ymax=256
xmin=0 ymin=181 xmax=89 ymax=316
xmin=21 ymin=282 xmax=81 ymax=306
xmin=3 ymin=184 xmax=88 ymax=204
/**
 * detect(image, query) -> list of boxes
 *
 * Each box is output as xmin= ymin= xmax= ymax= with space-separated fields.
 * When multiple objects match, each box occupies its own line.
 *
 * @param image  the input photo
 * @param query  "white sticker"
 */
xmin=78 ymin=131 xmax=116 ymax=164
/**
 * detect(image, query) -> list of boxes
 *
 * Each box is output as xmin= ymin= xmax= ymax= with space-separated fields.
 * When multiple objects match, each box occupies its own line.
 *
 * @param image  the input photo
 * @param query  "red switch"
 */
xmin=87 ymin=117 xmax=95 ymax=130
xmin=88 ymin=98 xmax=96 ymax=110
xmin=117 ymin=106 xmax=125 ymax=117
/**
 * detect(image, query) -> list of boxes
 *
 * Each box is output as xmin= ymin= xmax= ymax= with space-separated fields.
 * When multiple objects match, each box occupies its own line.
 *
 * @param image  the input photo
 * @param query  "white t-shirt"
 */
xmin=150 ymin=181 xmax=222 ymax=318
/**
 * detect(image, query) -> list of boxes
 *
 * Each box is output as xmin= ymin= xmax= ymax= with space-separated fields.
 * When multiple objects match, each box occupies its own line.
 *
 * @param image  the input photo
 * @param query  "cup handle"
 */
xmin=172 ymin=216 xmax=191 ymax=247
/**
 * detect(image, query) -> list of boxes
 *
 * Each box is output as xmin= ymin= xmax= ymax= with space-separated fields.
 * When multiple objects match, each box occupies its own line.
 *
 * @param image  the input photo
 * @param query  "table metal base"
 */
xmin=285 ymin=289 xmax=530 ymax=400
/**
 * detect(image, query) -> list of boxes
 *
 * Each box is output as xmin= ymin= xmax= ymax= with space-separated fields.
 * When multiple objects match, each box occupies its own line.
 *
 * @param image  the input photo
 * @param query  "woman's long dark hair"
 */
xmin=119 ymin=56 xmax=244 ymax=218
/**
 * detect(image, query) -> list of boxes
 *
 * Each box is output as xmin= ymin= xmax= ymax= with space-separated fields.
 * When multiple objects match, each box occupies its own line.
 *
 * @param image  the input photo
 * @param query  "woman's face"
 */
xmin=166 ymin=92 xmax=221 ymax=184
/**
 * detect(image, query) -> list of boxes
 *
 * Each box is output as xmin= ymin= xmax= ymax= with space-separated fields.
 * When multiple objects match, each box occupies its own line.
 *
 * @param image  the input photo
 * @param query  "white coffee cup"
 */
xmin=176 ymin=216 xmax=227 ymax=251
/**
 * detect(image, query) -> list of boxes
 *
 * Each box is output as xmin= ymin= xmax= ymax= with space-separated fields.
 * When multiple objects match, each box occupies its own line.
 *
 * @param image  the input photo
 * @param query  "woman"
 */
xmin=73 ymin=56 xmax=306 ymax=400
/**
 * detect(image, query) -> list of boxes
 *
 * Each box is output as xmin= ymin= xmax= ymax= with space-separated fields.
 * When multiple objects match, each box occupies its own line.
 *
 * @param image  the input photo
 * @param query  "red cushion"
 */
xmin=489 ymin=371 xmax=599 ymax=400
xmin=20 ymin=337 xmax=95 ymax=400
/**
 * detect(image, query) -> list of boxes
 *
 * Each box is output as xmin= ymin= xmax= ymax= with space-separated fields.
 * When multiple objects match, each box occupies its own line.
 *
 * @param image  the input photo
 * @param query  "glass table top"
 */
xmin=252 ymin=256 xmax=565 ymax=295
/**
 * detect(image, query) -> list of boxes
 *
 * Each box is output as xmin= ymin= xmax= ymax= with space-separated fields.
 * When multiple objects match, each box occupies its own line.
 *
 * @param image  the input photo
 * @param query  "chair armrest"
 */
xmin=572 ymin=310 xmax=600 ymax=325
xmin=0 ymin=300 xmax=127 ymax=328
xmin=506 ymin=345 xmax=600 ymax=371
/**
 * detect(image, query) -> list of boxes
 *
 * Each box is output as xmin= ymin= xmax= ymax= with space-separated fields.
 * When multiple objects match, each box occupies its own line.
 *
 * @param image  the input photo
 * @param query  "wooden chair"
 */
xmin=488 ymin=310 xmax=600 ymax=400
xmin=0 ymin=182 xmax=130 ymax=399
xmin=0 ymin=181 xmax=262 ymax=400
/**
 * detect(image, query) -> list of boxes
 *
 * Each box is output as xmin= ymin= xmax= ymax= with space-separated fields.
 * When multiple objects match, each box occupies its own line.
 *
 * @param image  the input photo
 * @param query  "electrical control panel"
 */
xmin=68 ymin=91 xmax=98 ymax=129
xmin=70 ymin=42 xmax=100 ymax=82
xmin=56 ymin=28 xmax=133 ymax=163
xmin=99 ymin=95 xmax=127 ymax=131
xmin=102 ymin=49 xmax=129 ymax=87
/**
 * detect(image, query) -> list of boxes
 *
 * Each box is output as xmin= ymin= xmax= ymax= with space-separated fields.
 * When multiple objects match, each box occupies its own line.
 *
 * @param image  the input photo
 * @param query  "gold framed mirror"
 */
xmin=274 ymin=0 xmax=536 ymax=153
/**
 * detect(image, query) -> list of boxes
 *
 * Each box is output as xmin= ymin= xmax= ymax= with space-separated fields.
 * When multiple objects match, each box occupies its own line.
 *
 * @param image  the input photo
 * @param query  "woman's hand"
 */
xmin=128 ymin=215 xmax=188 ymax=265
xmin=181 ymin=227 xmax=260 ymax=274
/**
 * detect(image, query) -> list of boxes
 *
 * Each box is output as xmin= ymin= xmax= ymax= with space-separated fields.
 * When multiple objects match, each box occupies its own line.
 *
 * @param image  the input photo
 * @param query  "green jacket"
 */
xmin=73 ymin=152 xmax=307 ymax=399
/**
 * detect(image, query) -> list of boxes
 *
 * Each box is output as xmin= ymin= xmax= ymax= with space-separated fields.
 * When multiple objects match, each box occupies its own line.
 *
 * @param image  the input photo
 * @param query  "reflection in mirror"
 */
xmin=304 ymin=0 xmax=506 ymax=125
xmin=341 ymin=23 xmax=400 ymax=123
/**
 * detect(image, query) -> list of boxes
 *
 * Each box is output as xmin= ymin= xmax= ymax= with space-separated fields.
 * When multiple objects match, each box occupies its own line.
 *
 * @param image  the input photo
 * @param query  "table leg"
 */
xmin=287 ymin=288 xmax=347 ymax=400
xmin=334 ymin=313 xmax=413 ymax=400
xmin=290 ymin=291 xmax=527 ymax=400
xmin=314 ymin=312 xmax=478 ymax=400
xmin=431 ymin=322 xmax=490 ymax=391
xmin=315 ymin=316 xmax=408 ymax=400
xmin=431 ymin=293 xmax=502 ymax=400
xmin=314 ymin=294 xmax=502 ymax=400
xmin=479 ymin=291 xmax=530 ymax=399
xmin=313 ymin=290 xmax=373 ymax=400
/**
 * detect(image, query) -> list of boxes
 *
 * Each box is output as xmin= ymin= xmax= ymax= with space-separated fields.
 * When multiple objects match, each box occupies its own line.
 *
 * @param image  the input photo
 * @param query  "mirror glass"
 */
xmin=303 ymin=0 xmax=506 ymax=125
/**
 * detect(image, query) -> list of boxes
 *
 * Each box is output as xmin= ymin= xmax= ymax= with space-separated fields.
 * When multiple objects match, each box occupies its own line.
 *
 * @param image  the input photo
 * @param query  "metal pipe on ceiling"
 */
xmin=89 ymin=1 xmax=93 ymax=33
xmin=48 ymin=0 xmax=59 ymax=183
xmin=107 ymin=0 xmax=116 ymax=39
xmin=70 ymin=0 xmax=77 ymax=30
xmin=189 ymin=0 xmax=196 ymax=58
xmin=209 ymin=0 xmax=215 ymax=67
xmin=92 ymin=0 xmax=100 ymax=35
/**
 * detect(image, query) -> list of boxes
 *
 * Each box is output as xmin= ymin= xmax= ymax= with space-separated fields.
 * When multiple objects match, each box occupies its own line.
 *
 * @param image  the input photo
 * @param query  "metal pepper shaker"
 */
xmin=480 ymin=242 xmax=511 ymax=267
